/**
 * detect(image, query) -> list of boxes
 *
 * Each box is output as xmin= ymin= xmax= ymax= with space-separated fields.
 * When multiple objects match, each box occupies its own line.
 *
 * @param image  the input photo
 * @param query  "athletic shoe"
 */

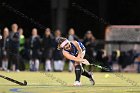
xmin=73 ymin=81 xmax=82 ymax=86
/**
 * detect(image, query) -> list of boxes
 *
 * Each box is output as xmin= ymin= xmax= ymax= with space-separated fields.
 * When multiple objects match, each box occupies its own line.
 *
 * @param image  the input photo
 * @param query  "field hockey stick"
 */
xmin=85 ymin=54 xmax=111 ymax=71
xmin=0 ymin=74 xmax=27 ymax=86
xmin=89 ymin=64 xmax=111 ymax=71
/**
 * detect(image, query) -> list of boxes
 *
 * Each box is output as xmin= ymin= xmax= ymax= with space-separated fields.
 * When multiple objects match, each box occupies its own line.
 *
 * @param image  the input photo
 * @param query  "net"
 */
xmin=105 ymin=25 xmax=140 ymax=55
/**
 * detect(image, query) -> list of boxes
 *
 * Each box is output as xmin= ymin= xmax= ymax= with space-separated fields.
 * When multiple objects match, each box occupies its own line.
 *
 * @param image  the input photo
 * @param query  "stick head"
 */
xmin=97 ymin=65 xmax=102 ymax=69
xmin=22 ymin=80 xmax=27 ymax=86
xmin=102 ymin=67 xmax=112 ymax=72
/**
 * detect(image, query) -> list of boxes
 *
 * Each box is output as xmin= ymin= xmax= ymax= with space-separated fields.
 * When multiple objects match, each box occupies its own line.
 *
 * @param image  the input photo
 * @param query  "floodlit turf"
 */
xmin=0 ymin=71 xmax=140 ymax=93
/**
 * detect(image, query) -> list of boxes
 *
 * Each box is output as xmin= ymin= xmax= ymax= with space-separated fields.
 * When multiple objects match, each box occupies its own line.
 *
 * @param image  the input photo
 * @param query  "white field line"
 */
xmin=0 ymin=82 xmax=126 ymax=85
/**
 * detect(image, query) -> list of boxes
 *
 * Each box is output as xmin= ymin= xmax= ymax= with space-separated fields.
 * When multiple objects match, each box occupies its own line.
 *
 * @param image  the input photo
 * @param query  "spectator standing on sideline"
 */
xmin=8 ymin=23 xmax=20 ymax=72
xmin=1 ymin=27 xmax=10 ymax=71
xmin=42 ymin=28 xmax=54 ymax=71
xmin=83 ymin=31 xmax=96 ymax=72
xmin=67 ymin=28 xmax=79 ymax=41
xmin=28 ymin=28 xmax=41 ymax=71
xmin=67 ymin=28 xmax=79 ymax=72
xmin=18 ymin=28 xmax=25 ymax=71
xmin=53 ymin=29 xmax=64 ymax=71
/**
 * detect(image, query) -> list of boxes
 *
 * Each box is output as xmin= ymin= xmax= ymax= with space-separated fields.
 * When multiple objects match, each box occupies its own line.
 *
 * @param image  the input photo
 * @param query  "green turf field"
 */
xmin=0 ymin=71 xmax=139 ymax=93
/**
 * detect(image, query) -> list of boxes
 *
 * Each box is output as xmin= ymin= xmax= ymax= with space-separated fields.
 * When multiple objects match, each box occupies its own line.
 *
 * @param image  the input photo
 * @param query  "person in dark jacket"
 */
xmin=28 ymin=28 xmax=41 ymax=71
xmin=1 ymin=27 xmax=10 ymax=71
xmin=67 ymin=28 xmax=79 ymax=41
xmin=8 ymin=23 xmax=20 ymax=72
xmin=53 ymin=29 xmax=64 ymax=71
xmin=83 ymin=31 xmax=96 ymax=72
xmin=67 ymin=28 xmax=79 ymax=72
xmin=18 ymin=28 xmax=25 ymax=71
xmin=42 ymin=28 xmax=54 ymax=71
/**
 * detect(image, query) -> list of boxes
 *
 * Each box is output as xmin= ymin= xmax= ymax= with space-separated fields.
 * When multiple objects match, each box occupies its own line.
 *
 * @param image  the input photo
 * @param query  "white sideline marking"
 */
xmin=0 ymin=82 xmax=124 ymax=85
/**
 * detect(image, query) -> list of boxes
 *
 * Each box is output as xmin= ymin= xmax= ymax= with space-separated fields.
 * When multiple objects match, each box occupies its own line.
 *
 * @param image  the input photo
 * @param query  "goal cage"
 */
xmin=105 ymin=25 xmax=140 ymax=55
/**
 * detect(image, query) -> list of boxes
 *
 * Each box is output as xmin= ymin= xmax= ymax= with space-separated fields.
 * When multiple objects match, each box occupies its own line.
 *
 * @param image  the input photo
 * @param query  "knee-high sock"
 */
xmin=2 ymin=60 xmax=8 ymax=70
xmin=45 ymin=60 xmax=52 ymax=71
xmin=58 ymin=60 xmax=61 ymax=70
xmin=29 ymin=60 xmax=34 ymax=70
xmin=57 ymin=60 xmax=64 ymax=71
xmin=82 ymin=70 xmax=92 ymax=79
xmin=69 ymin=61 xmax=73 ymax=71
xmin=5 ymin=61 xmax=8 ymax=69
xmin=60 ymin=61 xmax=64 ymax=71
xmin=35 ymin=59 xmax=39 ymax=71
xmin=75 ymin=65 xmax=82 ymax=81
xmin=12 ymin=64 xmax=16 ymax=71
xmin=54 ymin=61 xmax=59 ymax=71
